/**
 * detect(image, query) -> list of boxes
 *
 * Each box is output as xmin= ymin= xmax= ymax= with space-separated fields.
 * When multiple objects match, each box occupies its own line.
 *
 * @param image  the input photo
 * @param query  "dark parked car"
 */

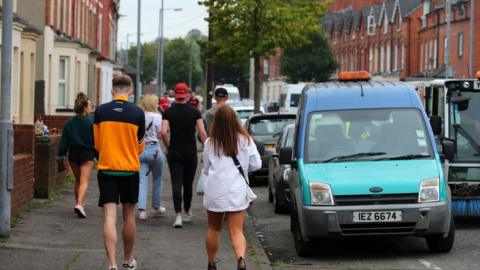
xmin=244 ymin=113 xmax=296 ymax=181
xmin=268 ymin=123 xmax=295 ymax=213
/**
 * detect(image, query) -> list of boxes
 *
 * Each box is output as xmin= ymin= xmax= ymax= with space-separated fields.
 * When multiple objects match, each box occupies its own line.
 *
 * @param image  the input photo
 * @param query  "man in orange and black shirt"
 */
xmin=94 ymin=75 xmax=144 ymax=270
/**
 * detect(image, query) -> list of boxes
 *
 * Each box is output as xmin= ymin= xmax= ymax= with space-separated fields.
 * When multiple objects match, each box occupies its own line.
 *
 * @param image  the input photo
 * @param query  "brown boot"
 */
xmin=237 ymin=257 xmax=246 ymax=270
xmin=207 ymin=261 xmax=217 ymax=270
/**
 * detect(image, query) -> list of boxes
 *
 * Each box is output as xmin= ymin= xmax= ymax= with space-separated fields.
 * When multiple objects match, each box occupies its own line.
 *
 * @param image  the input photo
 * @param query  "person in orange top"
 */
xmin=93 ymin=75 xmax=144 ymax=270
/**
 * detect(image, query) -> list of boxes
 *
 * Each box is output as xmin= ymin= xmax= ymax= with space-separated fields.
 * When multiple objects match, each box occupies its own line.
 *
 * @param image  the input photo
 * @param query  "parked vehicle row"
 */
xmin=242 ymin=71 xmax=460 ymax=257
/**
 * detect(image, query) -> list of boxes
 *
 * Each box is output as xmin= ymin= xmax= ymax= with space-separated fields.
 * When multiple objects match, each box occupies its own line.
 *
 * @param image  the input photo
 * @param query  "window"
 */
xmin=58 ymin=57 xmax=68 ymax=107
xmin=420 ymin=42 xmax=424 ymax=72
xmin=423 ymin=0 xmax=431 ymax=15
xmin=305 ymin=109 xmax=433 ymax=163
xmin=380 ymin=45 xmax=385 ymax=73
xmin=401 ymin=43 xmax=405 ymax=70
xmin=384 ymin=14 xmax=388 ymax=34
xmin=263 ymin=59 xmax=269 ymax=75
xmin=367 ymin=15 xmax=376 ymax=35
xmin=386 ymin=44 xmax=391 ymax=73
xmin=369 ymin=47 xmax=373 ymax=72
xmin=98 ymin=14 xmax=103 ymax=52
xmin=458 ymin=32 xmax=464 ymax=57
xmin=433 ymin=40 xmax=438 ymax=68
xmin=393 ymin=43 xmax=398 ymax=71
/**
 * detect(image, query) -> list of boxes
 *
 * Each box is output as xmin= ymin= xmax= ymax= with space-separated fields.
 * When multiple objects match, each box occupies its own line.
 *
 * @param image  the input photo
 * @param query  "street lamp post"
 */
xmin=156 ymin=0 xmax=182 ymax=95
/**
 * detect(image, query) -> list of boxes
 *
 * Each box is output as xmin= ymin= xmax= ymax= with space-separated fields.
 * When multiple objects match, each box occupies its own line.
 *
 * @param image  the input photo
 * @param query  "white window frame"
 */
xmin=367 ymin=15 xmax=376 ymax=36
xmin=369 ymin=47 xmax=373 ymax=72
xmin=383 ymin=14 xmax=388 ymax=34
xmin=58 ymin=56 xmax=69 ymax=108
xmin=380 ymin=44 xmax=385 ymax=73
xmin=386 ymin=44 xmax=391 ymax=73
xmin=98 ymin=14 xmax=103 ymax=52
xmin=401 ymin=43 xmax=405 ymax=70
xmin=393 ymin=42 xmax=398 ymax=71
xmin=458 ymin=32 xmax=464 ymax=57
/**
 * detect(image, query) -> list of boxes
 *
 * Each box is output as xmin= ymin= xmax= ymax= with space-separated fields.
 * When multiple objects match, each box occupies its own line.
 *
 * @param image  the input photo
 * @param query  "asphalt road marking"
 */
xmin=419 ymin=259 xmax=443 ymax=270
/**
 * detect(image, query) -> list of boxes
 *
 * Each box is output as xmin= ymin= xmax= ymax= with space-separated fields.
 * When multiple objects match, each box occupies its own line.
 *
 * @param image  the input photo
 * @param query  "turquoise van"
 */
xmin=279 ymin=73 xmax=455 ymax=256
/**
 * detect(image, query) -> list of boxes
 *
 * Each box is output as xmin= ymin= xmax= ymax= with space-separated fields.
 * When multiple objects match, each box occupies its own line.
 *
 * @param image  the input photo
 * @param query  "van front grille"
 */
xmin=334 ymin=193 xmax=418 ymax=206
xmin=340 ymin=222 xmax=416 ymax=235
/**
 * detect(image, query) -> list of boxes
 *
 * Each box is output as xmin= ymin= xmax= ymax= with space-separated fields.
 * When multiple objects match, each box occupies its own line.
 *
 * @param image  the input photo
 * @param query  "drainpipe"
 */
xmin=445 ymin=0 xmax=452 ymax=79
xmin=0 ymin=0 xmax=14 ymax=238
xmin=468 ymin=0 xmax=474 ymax=77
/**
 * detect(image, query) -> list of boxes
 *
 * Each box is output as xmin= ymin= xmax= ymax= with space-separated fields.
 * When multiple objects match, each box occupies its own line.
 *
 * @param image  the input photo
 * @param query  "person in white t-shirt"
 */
xmin=202 ymin=105 xmax=261 ymax=270
xmin=137 ymin=94 xmax=166 ymax=220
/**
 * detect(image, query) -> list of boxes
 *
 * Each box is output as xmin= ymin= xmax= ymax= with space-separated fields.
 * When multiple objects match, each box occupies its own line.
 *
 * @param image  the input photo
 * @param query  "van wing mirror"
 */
xmin=279 ymin=146 xmax=293 ymax=165
xmin=429 ymin=116 xmax=442 ymax=136
xmin=442 ymin=139 xmax=455 ymax=162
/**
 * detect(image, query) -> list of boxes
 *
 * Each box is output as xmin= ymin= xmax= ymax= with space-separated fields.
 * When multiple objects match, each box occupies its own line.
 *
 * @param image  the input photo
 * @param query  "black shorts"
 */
xmin=97 ymin=171 xmax=139 ymax=207
xmin=68 ymin=147 xmax=95 ymax=166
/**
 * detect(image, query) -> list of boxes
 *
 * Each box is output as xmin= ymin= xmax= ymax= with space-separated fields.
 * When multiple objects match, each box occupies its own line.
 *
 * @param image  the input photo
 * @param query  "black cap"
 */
xmin=214 ymin=87 xmax=228 ymax=98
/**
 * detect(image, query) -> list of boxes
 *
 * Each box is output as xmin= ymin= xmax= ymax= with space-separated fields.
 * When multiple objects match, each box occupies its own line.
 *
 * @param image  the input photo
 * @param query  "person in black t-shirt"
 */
xmin=161 ymin=82 xmax=208 ymax=228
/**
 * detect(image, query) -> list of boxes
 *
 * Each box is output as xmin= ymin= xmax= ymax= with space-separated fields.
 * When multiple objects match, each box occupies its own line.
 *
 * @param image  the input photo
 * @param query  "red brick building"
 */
xmin=324 ymin=0 xmax=480 ymax=80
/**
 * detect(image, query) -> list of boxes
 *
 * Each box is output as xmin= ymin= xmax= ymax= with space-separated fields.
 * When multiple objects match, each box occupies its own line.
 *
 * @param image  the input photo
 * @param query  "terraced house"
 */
xmin=324 ymin=0 xmax=480 ymax=80
xmin=0 ymin=0 xmax=120 ymax=218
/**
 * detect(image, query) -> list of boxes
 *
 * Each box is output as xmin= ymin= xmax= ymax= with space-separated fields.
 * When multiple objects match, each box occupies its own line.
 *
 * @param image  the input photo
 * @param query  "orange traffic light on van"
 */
xmin=338 ymin=71 xmax=371 ymax=81
xmin=476 ymin=70 xmax=480 ymax=79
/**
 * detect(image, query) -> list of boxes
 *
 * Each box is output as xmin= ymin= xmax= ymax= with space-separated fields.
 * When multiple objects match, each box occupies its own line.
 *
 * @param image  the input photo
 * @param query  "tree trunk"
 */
xmin=254 ymin=55 xmax=262 ymax=113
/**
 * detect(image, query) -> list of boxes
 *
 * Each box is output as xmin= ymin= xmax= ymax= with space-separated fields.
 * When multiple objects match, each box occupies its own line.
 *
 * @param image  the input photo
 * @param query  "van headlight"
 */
xmin=310 ymin=183 xmax=334 ymax=205
xmin=418 ymin=178 xmax=440 ymax=203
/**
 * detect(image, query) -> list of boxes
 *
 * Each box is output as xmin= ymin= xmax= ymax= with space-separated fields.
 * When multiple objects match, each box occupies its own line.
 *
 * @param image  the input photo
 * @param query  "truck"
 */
xmin=279 ymin=71 xmax=455 ymax=256
xmin=416 ymin=76 xmax=480 ymax=217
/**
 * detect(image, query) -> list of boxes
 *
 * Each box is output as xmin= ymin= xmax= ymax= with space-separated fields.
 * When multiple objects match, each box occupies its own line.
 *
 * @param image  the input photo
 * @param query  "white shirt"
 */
xmin=145 ymin=111 xmax=162 ymax=143
xmin=202 ymin=135 xmax=262 ymax=212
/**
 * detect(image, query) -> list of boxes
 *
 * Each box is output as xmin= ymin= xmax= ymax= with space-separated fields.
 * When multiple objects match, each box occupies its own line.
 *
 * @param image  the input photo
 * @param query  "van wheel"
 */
xmin=291 ymin=213 xmax=312 ymax=257
xmin=426 ymin=216 xmax=455 ymax=253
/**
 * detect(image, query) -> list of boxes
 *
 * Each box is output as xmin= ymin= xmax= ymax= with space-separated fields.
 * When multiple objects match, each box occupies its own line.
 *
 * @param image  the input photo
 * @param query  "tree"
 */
xmin=163 ymin=38 xmax=204 ymax=90
xmin=128 ymin=42 xmax=158 ymax=84
xmin=199 ymin=0 xmax=332 ymax=112
xmin=281 ymin=31 xmax=337 ymax=83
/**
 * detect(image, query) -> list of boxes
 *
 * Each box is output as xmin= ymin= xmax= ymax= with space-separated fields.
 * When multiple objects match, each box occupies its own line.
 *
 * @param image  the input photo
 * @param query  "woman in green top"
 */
xmin=58 ymin=93 xmax=95 ymax=218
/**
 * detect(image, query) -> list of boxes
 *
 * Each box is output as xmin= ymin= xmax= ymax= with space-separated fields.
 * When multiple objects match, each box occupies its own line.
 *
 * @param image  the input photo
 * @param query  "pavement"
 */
xmin=0 ymin=162 xmax=272 ymax=269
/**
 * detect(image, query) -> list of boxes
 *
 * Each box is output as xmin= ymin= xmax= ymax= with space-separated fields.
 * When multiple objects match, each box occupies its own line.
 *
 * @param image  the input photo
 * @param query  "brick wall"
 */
xmin=13 ymin=124 xmax=35 ymax=155
xmin=11 ymin=154 xmax=35 ymax=217
xmin=34 ymin=135 xmax=66 ymax=198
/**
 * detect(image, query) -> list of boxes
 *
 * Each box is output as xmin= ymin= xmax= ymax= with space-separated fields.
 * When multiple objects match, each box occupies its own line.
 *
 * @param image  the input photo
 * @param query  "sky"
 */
xmin=118 ymin=0 xmax=208 ymax=49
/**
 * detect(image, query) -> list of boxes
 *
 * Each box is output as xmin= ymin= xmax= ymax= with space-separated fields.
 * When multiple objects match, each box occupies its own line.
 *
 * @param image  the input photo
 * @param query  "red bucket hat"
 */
xmin=174 ymin=83 xmax=189 ymax=99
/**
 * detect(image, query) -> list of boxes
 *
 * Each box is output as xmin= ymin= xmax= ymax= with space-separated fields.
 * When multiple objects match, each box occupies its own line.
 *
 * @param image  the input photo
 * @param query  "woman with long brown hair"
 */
xmin=202 ymin=105 xmax=261 ymax=270
xmin=58 ymin=92 xmax=95 ymax=218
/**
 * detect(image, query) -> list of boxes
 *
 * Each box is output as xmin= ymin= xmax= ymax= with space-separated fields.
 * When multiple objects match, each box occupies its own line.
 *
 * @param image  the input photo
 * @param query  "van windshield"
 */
xmin=305 ymin=109 xmax=433 ymax=163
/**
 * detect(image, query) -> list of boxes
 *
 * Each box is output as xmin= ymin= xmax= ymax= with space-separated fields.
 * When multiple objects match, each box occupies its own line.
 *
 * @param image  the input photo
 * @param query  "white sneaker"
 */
xmin=150 ymin=206 xmax=166 ymax=218
xmin=138 ymin=210 xmax=148 ymax=220
xmin=173 ymin=216 xmax=183 ymax=228
xmin=122 ymin=257 xmax=137 ymax=270
xmin=74 ymin=205 xmax=86 ymax=218
xmin=182 ymin=211 xmax=192 ymax=223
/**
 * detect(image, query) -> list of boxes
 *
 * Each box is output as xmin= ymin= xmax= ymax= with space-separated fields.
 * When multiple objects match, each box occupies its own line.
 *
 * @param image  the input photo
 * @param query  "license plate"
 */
xmin=353 ymin=211 xmax=402 ymax=222
xmin=474 ymin=81 xmax=480 ymax=90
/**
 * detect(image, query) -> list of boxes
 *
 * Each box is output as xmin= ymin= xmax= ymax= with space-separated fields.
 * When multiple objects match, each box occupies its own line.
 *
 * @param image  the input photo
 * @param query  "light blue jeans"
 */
xmin=138 ymin=143 xmax=164 ymax=210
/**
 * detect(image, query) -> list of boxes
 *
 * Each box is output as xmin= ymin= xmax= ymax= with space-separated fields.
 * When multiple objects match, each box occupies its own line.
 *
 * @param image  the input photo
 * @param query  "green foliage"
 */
xmin=199 ymin=0 xmax=332 ymax=62
xmin=124 ymin=29 xmax=206 ymax=90
xmin=199 ymin=0 xmax=333 ymax=111
xmin=281 ymin=30 xmax=337 ymax=83
xmin=163 ymin=38 xmax=204 ymax=90
xmin=128 ymin=42 xmax=157 ymax=84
